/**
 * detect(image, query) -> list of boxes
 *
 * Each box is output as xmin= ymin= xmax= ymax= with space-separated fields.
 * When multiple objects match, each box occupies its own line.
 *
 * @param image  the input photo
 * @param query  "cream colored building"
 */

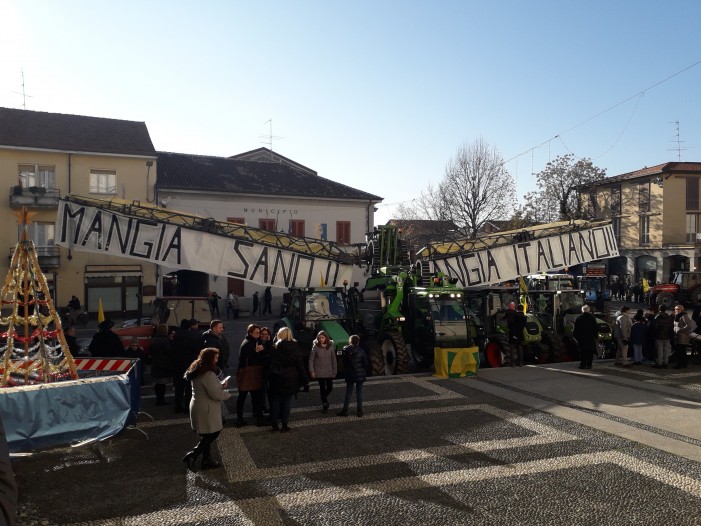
xmin=0 ymin=107 xmax=157 ymax=319
xmin=582 ymin=162 xmax=701 ymax=285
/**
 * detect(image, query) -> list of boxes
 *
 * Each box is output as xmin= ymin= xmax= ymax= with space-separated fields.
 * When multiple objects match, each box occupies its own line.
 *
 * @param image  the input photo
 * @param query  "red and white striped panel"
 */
xmin=74 ymin=359 xmax=135 ymax=372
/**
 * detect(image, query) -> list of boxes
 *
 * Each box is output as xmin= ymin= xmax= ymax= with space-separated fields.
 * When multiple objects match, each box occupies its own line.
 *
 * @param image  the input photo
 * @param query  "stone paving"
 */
xmin=11 ymin=362 xmax=701 ymax=525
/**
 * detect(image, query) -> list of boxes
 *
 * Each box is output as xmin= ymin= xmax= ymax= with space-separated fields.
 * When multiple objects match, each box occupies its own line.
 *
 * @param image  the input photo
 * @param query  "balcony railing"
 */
xmin=9 ymin=186 xmax=61 ymax=208
xmin=8 ymin=245 xmax=61 ymax=268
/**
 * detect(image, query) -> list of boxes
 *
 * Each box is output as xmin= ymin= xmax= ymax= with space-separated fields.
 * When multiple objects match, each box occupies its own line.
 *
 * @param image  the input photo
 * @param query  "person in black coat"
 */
xmin=236 ymin=324 xmax=267 ymax=427
xmin=172 ymin=319 xmax=199 ymax=413
xmin=88 ymin=319 xmax=124 ymax=357
xmin=337 ymin=334 xmax=369 ymax=417
xmin=268 ymin=327 xmax=308 ymax=432
xmin=150 ymin=324 xmax=172 ymax=406
xmin=573 ymin=305 xmax=598 ymax=369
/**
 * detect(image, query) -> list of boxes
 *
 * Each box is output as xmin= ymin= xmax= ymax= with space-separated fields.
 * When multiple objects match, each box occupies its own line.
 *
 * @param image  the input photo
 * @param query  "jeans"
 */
xmin=656 ymin=339 xmax=672 ymax=365
xmin=237 ymin=389 xmax=264 ymax=420
xmin=343 ymin=380 xmax=364 ymax=411
xmin=615 ymin=337 xmax=629 ymax=363
xmin=632 ymin=343 xmax=643 ymax=363
xmin=317 ymin=378 xmax=333 ymax=405
xmin=271 ymin=393 xmax=293 ymax=424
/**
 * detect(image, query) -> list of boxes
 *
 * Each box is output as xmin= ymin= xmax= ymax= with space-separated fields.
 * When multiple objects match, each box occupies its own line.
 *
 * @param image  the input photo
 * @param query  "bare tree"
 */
xmin=523 ymin=154 xmax=606 ymax=222
xmin=442 ymin=138 xmax=516 ymax=238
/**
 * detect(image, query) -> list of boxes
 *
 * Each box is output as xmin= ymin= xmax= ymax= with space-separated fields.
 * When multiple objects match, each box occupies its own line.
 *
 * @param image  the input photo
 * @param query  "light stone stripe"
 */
xmin=225 ymin=404 xmax=575 ymax=482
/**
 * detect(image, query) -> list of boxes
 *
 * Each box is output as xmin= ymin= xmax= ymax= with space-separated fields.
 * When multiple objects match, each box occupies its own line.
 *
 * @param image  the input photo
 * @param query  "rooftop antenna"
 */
xmin=668 ymin=120 xmax=690 ymax=161
xmin=259 ymin=119 xmax=284 ymax=160
xmin=10 ymin=69 xmax=32 ymax=109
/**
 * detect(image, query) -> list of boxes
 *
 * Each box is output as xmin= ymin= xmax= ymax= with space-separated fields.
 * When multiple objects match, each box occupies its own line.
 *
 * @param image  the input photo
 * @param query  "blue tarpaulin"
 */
xmin=0 ymin=361 xmax=136 ymax=452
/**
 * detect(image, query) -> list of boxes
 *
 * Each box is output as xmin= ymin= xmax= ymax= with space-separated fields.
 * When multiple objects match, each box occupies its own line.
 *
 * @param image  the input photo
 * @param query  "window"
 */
xmin=336 ymin=221 xmax=351 ymax=244
xmin=686 ymin=214 xmax=700 ymax=243
xmin=22 ymin=222 xmax=55 ymax=247
xmin=18 ymin=164 xmax=55 ymax=189
xmin=610 ymin=185 xmax=621 ymax=216
xmin=686 ymin=177 xmax=699 ymax=211
xmin=612 ymin=217 xmax=621 ymax=246
xmin=259 ymin=218 xmax=276 ymax=231
xmin=227 ymin=217 xmax=245 ymax=224
xmin=638 ymin=181 xmax=650 ymax=212
xmin=90 ymin=170 xmax=116 ymax=194
xmin=639 ymin=216 xmax=650 ymax=245
xmin=289 ymin=220 xmax=305 ymax=237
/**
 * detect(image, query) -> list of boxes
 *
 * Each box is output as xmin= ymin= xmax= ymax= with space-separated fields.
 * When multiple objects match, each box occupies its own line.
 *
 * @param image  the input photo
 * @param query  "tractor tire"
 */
xmin=562 ymin=336 xmax=579 ymax=362
xmin=365 ymin=336 xmax=385 ymax=376
xmin=485 ymin=340 xmax=505 ymax=368
xmin=656 ymin=292 xmax=674 ymax=307
xmin=410 ymin=343 xmax=434 ymax=369
xmin=542 ymin=330 xmax=566 ymax=362
xmin=374 ymin=330 xmax=409 ymax=375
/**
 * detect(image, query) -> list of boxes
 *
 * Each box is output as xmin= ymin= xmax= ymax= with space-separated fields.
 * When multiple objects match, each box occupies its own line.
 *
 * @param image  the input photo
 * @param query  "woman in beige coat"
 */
xmin=182 ymin=347 xmax=231 ymax=470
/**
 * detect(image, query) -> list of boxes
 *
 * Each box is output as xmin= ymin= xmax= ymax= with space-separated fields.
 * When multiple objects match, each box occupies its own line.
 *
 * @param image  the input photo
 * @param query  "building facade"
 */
xmin=0 ymin=107 xmax=157 ymax=318
xmin=156 ymin=148 xmax=382 ymax=306
xmin=581 ymin=162 xmax=701 ymax=286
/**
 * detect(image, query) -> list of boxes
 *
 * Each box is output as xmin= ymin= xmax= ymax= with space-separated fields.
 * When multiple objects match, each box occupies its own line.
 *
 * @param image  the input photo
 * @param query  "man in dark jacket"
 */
xmin=573 ymin=305 xmax=598 ymax=369
xmin=202 ymin=319 xmax=224 ymax=367
xmin=653 ymin=305 xmax=674 ymax=368
xmin=172 ymin=319 xmax=200 ymax=413
xmin=337 ymin=335 xmax=369 ymax=417
xmin=503 ymin=302 xmax=527 ymax=367
xmin=88 ymin=319 xmax=124 ymax=357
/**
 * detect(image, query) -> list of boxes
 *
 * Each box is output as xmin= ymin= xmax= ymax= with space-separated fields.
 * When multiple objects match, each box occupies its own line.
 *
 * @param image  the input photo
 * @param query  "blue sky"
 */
xmin=2 ymin=1 xmax=700 ymax=225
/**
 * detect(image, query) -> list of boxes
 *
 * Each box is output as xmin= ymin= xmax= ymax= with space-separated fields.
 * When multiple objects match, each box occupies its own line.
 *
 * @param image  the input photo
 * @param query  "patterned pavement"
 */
xmin=11 ymin=360 xmax=701 ymax=525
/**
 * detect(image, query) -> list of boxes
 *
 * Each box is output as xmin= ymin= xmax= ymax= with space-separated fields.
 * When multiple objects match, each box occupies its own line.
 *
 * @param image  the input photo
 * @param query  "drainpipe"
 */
xmin=146 ymin=160 xmax=153 ymax=202
xmin=67 ymin=153 xmax=73 ymax=261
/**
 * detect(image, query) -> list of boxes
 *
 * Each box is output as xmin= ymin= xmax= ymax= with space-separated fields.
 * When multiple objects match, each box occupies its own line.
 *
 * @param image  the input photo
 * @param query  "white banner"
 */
xmin=55 ymin=200 xmax=354 ymax=288
xmin=429 ymin=224 xmax=619 ymax=287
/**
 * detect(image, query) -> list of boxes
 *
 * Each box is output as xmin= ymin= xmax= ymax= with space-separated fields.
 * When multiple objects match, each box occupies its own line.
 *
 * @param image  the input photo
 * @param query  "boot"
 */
xmin=357 ymin=410 xmax=363 ymax=417
xmin=201 ymin=456 xmax=222 ymax=470
xmin=235 ymin=418 xmax=248 ymax=428
xmin=336 ymin=408 xmax=348 ymax=417
xmin=182 ymin=448 xmax=201 ymax=470
xmin=281 ymin=422 xmax=291 ymax=432
xmin=271 ymin=423 xmax=280 ymax=432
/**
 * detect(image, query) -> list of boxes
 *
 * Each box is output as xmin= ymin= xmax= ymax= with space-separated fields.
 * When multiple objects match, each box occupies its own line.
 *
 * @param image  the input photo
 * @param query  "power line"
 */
xmin=504 ymin=58 xmax=701 ymax=166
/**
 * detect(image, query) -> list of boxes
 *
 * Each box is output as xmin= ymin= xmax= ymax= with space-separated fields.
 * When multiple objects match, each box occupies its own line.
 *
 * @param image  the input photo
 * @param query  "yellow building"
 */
xmin=0 ymin=107 xmax=157 ymax=319
xmin=582 ymin=162 xmax=701 ymax=285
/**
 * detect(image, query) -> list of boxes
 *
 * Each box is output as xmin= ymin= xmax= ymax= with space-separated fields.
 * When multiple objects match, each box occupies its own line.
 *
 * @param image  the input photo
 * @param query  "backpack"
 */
xmin=685 ymin=315 xmax=697 ymax=334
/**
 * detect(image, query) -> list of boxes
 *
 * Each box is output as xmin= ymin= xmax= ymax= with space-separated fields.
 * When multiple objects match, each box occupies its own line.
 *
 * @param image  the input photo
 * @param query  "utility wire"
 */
xmin=504 ymin=58 xmax=701 ymax=165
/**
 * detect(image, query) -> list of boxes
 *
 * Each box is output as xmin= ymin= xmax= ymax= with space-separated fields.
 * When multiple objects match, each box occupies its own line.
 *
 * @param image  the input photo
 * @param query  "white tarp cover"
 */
xmin=429 ymin=223 xmax=619 ymax=287
xmin=56 ymin=200 xmax=354 ymax=288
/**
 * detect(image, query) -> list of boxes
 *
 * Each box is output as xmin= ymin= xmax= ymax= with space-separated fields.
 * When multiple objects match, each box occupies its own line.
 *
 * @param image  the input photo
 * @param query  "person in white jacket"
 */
xmin=614 ymin=306 xmax=633 ymax=366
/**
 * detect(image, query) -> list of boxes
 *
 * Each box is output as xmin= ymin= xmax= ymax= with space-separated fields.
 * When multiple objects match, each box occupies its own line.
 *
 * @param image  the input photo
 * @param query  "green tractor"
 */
xmin=529 ymin=289 xmax=615 ymax=361
xmin=462 ymin=286 xmax=545 ymax=367
xmin=273 ymin=286 xmax=353 ymax=372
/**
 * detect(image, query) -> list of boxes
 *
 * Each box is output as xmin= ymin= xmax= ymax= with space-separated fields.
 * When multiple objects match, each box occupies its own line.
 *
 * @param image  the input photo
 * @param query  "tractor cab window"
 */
xmin=559 ymin=292 xmax=584 ymax=313
xmin=305 ymin=291 xmax=345 ymax=319
xmin=463 ymin=296 xmax=484 ymax=327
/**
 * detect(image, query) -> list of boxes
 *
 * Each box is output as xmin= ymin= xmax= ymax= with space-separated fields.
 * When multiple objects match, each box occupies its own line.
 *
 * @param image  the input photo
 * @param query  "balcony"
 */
xmin=8 ymin=245 xmax=61 ymax=269
xmin=9 ymin=186 xmax=61 ymax=208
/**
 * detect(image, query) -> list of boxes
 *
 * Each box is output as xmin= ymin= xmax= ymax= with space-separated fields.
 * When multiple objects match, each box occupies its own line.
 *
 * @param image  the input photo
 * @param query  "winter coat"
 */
xmin=88 ymin=330 xmax=124 ymax=357
xmin=674 ymin=313 xmax=693 ymax=345
xmin=630 ymin=320 xmax=648 ymax=346
xmin=188 ymin=370 xmax=231 ymax=434
xmin=172 ymin=328 xmax=196 ymax=375
xmin=341 ymin=344 xmax=368 ymax=382
xmin=238 ymin=335 xmax=267 ymax=370
xmin=201 ymin=329 xmax=221 ymax=351
xmin=614 ymin=313 xmax=632 ymax=339
xmin=149 ymin=335 xmax=172 ymax=378
xmin=309 ymin=341 xmax=337 ymax=378
xmin=269 ymin=340 xmax=308 ymax=396
xmin=573 ymin=312 xmax=598 ymax=352
xmin=652 ymin=312 xmax=674 ymax=341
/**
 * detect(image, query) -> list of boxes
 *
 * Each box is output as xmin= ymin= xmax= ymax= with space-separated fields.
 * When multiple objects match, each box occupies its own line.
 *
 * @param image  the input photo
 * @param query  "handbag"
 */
xmin=236 ymin=353 xmax=263 ymax=392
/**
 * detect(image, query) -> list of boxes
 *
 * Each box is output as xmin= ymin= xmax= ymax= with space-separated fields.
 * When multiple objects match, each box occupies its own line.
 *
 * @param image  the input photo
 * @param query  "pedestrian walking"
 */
xmin=209 ymin=291 xmax=221 ymax=317
xmin=309 ymin=330 xmax=337 ymax=412
xmin=337 ymin=334 xmax=368 ymax=417
xmin=226 ymin=291 xmax=239 ymax=319
xmin=630 ymin=313 xmax=648 ymax=365
xmin=503 ymin=302 xmax=526 ymax=366
xmin=573 ymin=305 xmax=598 ymax=369
xmin=149 ymin=324 xmax=172 ymax=405
xmin=262 ymin=286 xmax=273 ymax=315
xmin=269 ymin=327 xmax=308 ymax=432
xmin=673 ymin=305 xmax=694 ymax=369
xmin=182 ymin=347 xmax=231 ymax=471
xmin=614 ymin=306 xmax=632 ymax=365
xmin=252 ymin=291 xmax=260 ymax=316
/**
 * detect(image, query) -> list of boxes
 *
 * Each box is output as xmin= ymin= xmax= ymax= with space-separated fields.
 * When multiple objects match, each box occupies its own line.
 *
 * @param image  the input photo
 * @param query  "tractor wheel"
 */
xmin=375 ymin=330 xmax=409 ymax=375
xmin=365 ymin=336 xmax=385 ymax=376
xmin=411 ymin=343 xmax=434 ymax=369
xmin=485 ymin=340 xmax=504 ymax=368
xmin=542 ymin=330 xmax=566 ymax=362
xmin=562 ymin=336 xmax=579 ymax=362
xmin=656 ymin=292 xmax=674 ymax=307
